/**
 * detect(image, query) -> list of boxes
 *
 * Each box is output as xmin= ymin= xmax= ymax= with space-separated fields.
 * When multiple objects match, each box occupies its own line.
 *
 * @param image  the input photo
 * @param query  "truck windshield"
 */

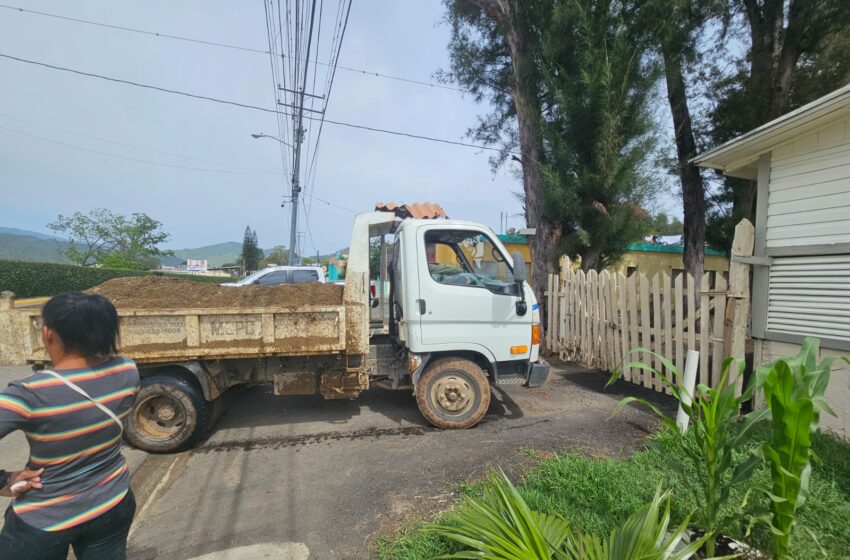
xmin=424 ymin=230 xmax=518 ymax=295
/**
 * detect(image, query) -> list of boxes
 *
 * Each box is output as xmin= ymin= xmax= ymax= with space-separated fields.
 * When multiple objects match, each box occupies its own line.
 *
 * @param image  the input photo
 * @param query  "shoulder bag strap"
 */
xmin=41 ymin=370 xmax=124 ymax=434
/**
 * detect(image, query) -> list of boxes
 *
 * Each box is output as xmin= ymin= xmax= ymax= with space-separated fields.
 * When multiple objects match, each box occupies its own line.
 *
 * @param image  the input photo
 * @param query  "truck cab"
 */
xmin=367 ymin=214 xmax=549 ymax=429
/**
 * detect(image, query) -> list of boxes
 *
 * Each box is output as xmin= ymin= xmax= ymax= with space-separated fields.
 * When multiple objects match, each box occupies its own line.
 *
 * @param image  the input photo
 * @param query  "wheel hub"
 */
xmin=134 ymin=394 xmax=188 ymax=440
xmin=431 ymin=375 xmax=474 ymax=415
xmin=156 ymin=405 xmax=176 ymax=422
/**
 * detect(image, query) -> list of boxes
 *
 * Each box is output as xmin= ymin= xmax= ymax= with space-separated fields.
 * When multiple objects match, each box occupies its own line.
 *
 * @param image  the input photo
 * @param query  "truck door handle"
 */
xmin=417 ymin=299 xmax=426 ymax=314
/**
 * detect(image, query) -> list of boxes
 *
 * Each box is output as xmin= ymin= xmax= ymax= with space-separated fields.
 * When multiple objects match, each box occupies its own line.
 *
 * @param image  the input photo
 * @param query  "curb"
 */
xmin=128 ymin=451 xmax=179 ymax=520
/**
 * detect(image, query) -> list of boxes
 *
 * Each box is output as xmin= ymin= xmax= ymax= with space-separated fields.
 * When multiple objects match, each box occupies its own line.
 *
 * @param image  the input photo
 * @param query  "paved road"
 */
xmin=125 ymin=363 xmax=674 ymax=560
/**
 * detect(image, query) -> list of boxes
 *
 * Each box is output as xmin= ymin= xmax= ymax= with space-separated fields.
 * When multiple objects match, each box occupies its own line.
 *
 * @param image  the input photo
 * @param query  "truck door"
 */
xmin=415 ymin=226 xmax=532 ymax=363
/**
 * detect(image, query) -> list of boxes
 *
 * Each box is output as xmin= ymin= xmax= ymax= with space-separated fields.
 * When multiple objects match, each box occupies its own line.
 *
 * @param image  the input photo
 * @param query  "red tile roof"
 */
xmin=374 ymin=201 xmax=448 ymax=219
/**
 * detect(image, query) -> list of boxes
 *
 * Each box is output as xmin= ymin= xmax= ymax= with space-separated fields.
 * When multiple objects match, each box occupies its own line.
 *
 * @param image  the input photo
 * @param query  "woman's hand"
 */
xmin=0 ymin=468 xmax=44 ymax=498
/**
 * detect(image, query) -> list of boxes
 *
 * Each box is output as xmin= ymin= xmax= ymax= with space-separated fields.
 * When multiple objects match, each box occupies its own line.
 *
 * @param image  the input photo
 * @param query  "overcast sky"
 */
xmin=0 ymin=1 xmax=679 ymax=255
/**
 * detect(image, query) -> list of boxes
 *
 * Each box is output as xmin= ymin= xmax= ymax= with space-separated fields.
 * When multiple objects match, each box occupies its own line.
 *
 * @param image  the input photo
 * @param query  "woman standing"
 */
xmin=0 ymin=292 xmax=139 ymax=559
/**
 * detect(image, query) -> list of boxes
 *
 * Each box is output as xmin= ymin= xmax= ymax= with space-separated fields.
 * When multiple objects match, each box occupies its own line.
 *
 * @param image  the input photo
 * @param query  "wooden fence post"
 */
xmin=725 ymin=219 xmax=755 ymax=395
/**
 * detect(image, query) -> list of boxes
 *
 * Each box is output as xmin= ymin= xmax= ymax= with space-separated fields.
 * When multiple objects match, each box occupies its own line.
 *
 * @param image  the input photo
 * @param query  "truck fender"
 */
xmin=138 ymin=361 xmax=221 ymax=401
xmin=409 ymin=351 xmax=495 ymax=396
xmin=409 ymin=352 xmax=431 ymax=394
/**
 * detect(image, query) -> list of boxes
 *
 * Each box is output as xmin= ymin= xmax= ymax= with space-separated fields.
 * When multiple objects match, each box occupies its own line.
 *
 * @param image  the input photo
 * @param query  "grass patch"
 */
xmin=375 ymin=426 xmax=850 ymax=559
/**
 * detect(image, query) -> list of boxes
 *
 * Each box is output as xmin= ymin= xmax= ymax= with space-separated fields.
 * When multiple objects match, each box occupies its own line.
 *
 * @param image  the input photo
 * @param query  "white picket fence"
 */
xmin=545 ymin=221 xmax=754 ymax=395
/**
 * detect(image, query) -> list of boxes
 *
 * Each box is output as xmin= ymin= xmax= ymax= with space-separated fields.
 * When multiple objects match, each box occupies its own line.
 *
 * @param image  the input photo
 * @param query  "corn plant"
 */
xmin=608 ymin=350 xmax=767 ymax=557
xmin=428 ymin=470 xmax=711 ymax=560
xmin=750 ymin=338 xmax=841 ymax=559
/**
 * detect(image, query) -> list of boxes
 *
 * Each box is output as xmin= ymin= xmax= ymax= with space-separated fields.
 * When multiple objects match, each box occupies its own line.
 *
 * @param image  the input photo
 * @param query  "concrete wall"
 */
xmin=755 ymin=338 xmax=850 ymax=438
xmin=612 ymin=249 xmax=728 ymax=279
xmin=502 ymin=241 xmax=531 ymax=264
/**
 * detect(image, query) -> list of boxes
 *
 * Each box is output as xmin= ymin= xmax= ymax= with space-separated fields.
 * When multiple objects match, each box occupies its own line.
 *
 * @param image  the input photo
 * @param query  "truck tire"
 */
xmin=416 ymin=358 xmax=490 ymax=429
xmin=125 ymin=375 xmax=209 ymax=453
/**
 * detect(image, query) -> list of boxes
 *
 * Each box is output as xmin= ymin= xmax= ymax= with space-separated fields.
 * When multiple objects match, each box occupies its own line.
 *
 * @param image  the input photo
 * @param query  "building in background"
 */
xmin=614 ymin=243 xmax=728 ymax=281
xmin=186 ymin=259 xmax=208 ymax=273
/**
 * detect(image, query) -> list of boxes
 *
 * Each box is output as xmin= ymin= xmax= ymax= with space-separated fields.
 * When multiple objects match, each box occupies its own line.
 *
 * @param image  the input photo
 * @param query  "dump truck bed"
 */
xmin=0 ymin=275 xmax=353 ymax=365
xmin=0 ymin=299 xmax=348 ymax=365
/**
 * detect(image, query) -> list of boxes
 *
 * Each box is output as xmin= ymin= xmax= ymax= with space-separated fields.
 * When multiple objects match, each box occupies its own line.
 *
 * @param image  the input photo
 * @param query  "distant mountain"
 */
xmin=0 ymin=227 xmax=326 ymax=269
xmin=0 ymin=227 xmax=64 ymax=241
xmin=159 ymin=242 xmax=244 ymax=268
xmin=0 ymin=232 xmax=71 ymax=263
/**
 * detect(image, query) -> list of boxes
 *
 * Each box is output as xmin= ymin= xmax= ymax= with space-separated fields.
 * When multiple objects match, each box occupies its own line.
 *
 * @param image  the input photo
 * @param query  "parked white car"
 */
xmin=222 ymin=265 xmax=326 ymax=286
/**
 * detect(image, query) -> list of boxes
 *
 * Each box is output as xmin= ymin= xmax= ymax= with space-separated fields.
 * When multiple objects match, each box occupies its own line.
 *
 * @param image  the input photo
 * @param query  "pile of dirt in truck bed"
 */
xmin=87 ymin=276 xmax=343 ymax=310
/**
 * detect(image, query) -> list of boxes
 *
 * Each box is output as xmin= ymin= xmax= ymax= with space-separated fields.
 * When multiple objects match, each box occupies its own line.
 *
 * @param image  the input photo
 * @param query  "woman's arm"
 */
xmin=0 ymin=468 xmax=43 ymax=498
xmin=0 ymin=381 xmax=32 ymax=438
xmin=0 ymin=381 xmax=40 ymax=498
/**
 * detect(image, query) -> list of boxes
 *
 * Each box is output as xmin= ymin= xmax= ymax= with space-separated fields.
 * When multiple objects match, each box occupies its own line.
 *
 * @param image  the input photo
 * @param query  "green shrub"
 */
xmin=0 ymin=260 xmax=225 ymax=298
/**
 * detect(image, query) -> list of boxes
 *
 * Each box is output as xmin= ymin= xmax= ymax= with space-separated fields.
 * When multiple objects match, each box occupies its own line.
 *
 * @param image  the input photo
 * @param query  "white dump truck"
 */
xmin=0 ymin=211 xmax=549 ymax=452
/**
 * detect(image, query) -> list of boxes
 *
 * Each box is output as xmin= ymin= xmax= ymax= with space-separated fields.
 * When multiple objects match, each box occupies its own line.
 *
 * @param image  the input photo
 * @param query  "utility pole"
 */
xmin=288 ymin=123 xmax=303 ymax=265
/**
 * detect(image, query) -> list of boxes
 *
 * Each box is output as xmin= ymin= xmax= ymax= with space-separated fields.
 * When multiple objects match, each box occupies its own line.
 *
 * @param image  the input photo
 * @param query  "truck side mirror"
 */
xmin=512 ymin=252 xmax=528 ymax=316
xmin=512 ymin=252 xmax=528 ymax=283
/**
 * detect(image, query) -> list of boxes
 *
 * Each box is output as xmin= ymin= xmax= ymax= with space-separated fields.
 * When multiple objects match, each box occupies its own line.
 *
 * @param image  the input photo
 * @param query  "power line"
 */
xmin=0 ymin=2 xmax=467 ymax=93
xmin=306 ymin=192 xmax=356 ymax=213
xmin=304 ymin=0 xmax=352 ymax=209
xmin=0 ymin=124 xmax=281 ymax=175
xmin=0 ymin=112 xmax=283 ymax=174
xmin=0 ymin=52 xmax=510 ymax=153
xmin=0 ymin=53 xmax=283 ymax=114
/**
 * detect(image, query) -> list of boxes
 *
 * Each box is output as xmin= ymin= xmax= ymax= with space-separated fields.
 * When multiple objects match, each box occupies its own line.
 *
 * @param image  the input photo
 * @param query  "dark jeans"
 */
xmin=0 ymin=489 xmax=136 ymax=560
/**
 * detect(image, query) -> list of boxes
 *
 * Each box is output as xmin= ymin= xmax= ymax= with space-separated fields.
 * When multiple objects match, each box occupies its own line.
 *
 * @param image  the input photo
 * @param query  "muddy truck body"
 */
xmin=0 ymin=212 xmax=549 ymax=452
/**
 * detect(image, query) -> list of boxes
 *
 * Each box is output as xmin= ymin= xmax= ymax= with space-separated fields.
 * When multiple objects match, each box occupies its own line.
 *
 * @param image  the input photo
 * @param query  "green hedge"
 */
xmin=0 ymin=260 xmax=227 ymax=298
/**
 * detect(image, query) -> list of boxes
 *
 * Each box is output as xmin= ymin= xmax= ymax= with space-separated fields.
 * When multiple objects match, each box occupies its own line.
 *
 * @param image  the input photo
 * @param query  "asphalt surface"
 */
xmin=123 ymin=362 xmax=674 ymax=560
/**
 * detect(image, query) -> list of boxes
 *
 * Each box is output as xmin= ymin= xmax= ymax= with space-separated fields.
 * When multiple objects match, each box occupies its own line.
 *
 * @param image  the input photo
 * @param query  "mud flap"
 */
xmin=525 ymin=360 xmax=550 ymax=388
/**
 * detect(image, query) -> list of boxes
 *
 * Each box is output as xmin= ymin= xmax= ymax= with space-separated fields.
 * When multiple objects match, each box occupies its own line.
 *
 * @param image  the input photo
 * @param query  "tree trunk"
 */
xmin=471 ymin=0 xmax=557 ymax=307
xmin=735 ymin=0 xmax=805 ymax=227
xmin=582 ymin=248 xmax=601 ymax=273
xmin=663 ymin=50 xmax=705 ymax=282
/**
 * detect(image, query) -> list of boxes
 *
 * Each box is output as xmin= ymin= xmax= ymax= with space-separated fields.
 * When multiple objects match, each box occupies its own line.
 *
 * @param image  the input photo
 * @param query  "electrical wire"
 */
xmin=303 ymin=0 xmax=352 ymax=209
xmin=0 ymin=111 xmax=284 ymax=174
xmin=0 ymin=2 xmax=468 ymax=93
xmin=0 ymin=124 xmax=281 ymax=174
xmin=300 ymin=0 xmax=351 ymax=220
xmin=0 ymin=52 xmax=510 ymax=153
xmin=264 ymin=0 xmax=292 ymax=204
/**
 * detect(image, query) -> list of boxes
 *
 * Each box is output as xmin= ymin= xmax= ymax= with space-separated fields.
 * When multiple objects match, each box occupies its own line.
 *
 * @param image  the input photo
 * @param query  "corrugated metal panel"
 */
xmin=374 ymin=201 xmax=448 ymax=219
xmin=766 ymin=120 xmax=850 ymax=248
xmin=767 ymin=254 xmax=850 ymax=342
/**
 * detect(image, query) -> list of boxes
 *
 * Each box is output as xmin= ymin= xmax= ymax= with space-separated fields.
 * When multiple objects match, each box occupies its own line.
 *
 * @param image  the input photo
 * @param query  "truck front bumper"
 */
xmin=525 ymin=359 xmax=550 ymax=388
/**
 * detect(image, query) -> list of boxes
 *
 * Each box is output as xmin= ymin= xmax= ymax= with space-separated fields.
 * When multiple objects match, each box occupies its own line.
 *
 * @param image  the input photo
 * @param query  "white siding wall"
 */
xmin=757 ymin=118 xmax=850 ymax=431
xmin=767 ymin=119 xmax=850 ymax=248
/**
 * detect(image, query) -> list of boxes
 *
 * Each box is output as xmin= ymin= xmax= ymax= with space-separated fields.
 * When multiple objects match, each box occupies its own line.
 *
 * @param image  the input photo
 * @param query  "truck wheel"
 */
xmin=416 ymin=359 xmax=490 ymax=429
xmin=125 ymin=375 xmax=208 ymax=453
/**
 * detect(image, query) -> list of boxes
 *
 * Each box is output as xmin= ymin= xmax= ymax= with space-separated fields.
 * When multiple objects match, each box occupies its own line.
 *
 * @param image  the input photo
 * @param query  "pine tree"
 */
xmin=541 ymin=0 xmax=658 ymax=271
xmin=240 ymin=226 xmax=261 ymax=273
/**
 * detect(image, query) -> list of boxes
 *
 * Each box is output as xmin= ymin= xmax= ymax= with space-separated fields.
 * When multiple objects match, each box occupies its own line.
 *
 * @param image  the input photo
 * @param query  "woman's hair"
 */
xmin=41 ymin=292 xmax=120 ymax=358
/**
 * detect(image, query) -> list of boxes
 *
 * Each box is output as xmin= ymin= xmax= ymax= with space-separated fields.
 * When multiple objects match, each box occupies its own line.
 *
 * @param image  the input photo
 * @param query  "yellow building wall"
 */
xmin=433 ymin=240 xmax=533 ymax=278
xmin=611 ymin=250 xmax=728 ymax=278
xmin=434 ymin=241 xmax=531 ymax=266
xmin=502 ymin=242 xmax=532 ymax=264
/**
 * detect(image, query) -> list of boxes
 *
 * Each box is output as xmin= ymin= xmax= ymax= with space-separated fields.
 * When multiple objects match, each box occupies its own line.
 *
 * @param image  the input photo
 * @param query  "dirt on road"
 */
xmin=87 ymin=276 xmax=343 ymax=309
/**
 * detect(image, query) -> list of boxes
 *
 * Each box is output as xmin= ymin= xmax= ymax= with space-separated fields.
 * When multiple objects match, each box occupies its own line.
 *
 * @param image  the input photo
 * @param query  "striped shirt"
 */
xmin=0 ymin=356 xmax=139 ymax=531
